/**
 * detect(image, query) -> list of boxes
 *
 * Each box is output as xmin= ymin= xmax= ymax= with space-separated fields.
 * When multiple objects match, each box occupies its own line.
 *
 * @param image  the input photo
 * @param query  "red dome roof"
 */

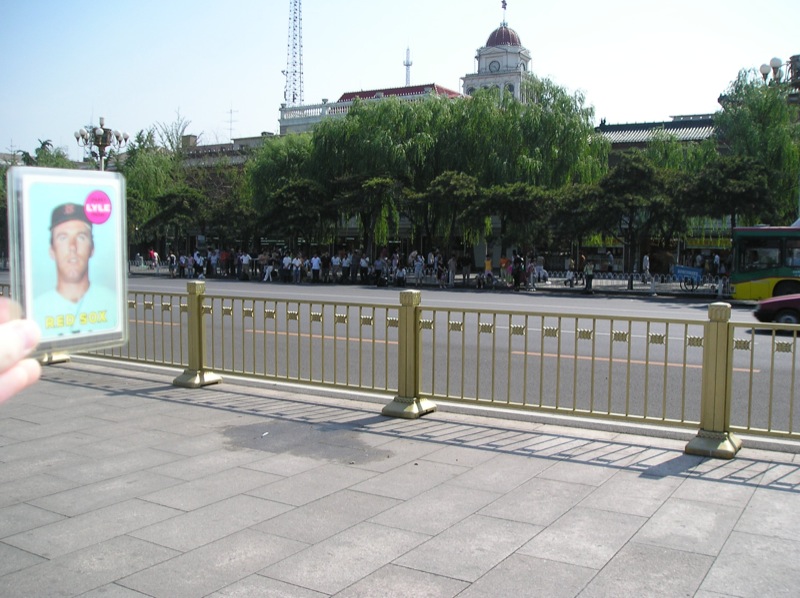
xmin=486 ymin=25 xmax=521 ymax=47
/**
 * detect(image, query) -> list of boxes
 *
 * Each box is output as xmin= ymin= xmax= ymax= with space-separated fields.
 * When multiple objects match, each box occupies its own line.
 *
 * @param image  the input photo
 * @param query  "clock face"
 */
xmin=489 ymin=60 xmax=500 ymax=72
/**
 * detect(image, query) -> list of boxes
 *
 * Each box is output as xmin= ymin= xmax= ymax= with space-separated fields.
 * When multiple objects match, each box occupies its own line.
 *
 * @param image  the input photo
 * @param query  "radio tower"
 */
xmin=283 ymin=0 xmax=303 ymax=106
xmin=403 ymin=47 xmax=412 ymax=86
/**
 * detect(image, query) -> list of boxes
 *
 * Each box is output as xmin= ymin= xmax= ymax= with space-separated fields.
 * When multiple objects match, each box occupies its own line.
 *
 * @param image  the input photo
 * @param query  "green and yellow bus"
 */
xmin=730 ymin=225 xmax=800 ymax=300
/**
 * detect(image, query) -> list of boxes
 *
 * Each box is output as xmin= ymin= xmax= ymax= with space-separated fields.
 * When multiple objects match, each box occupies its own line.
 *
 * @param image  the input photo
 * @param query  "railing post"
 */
xmin=381 ymin=290 xmax=436 ymax=419
xmin=173 ymin=281 xmax=222 ymax=388
xmin=685 ymin=302 xmax=742 ymax=459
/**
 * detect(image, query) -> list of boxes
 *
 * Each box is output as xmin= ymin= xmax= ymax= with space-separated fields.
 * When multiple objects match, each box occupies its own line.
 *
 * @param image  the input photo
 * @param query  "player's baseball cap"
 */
xmin=50 ymin=203 xmax=92 ymax=229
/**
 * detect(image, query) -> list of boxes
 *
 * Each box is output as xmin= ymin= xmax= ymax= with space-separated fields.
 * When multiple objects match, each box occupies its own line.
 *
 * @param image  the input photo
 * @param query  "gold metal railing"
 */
xmin=17 ymin=280 xmax=799 ymax=459
xmin=727 ymin=321 xmax=799 ymax=439
xmin=95 ymin=290 xmax=189 ymax=367
xmin=417 ymin=307 xmax=706 ymax=428
xmin=200 ymin=292 xmax=399 ymax=392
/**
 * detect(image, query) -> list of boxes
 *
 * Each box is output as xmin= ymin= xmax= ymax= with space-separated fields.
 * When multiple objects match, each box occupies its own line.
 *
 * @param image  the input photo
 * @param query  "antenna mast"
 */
xmin=284 ymin=0 xmax=304 ymax=107
xmin=403 ymin=47 xmax=413 ymax=86
xmin=227 ymin=106 xmax=238 ymax=142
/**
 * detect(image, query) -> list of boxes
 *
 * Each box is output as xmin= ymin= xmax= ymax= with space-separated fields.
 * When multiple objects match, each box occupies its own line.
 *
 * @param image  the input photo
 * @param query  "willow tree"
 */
xmin=248 ymin=133 xmax=314 ymax=214
xmin=715 ymin=69 xmax=800 ymax=224
xmin=121 ymin=129 xmax=181 ymax=246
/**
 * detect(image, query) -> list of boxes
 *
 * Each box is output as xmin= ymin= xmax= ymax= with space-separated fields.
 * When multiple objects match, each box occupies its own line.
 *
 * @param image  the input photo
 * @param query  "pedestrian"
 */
xmin=584 ymin=260 xmax=594 ymax=293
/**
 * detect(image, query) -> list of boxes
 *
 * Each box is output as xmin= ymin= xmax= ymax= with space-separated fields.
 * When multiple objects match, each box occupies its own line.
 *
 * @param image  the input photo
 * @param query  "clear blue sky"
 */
xmin=1 ymin=0 xmax=796 ymax=160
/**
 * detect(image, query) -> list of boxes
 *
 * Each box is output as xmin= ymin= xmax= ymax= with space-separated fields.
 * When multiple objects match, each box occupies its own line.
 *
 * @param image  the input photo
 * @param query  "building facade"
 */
xmin=461 ymin=21 xmax=531 ymax=100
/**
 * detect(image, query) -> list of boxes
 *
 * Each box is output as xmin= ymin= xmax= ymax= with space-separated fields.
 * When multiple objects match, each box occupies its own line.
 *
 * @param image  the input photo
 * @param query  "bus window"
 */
xmin=787 ymin=239 xmax=800 ymax=267
xmin=738 ymin=238 xmax=781 ymax=271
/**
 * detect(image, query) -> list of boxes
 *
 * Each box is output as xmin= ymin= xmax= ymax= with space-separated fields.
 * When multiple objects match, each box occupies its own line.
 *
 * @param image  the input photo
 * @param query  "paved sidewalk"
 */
xmin=1 ymin=360 xmax=798 ymax=597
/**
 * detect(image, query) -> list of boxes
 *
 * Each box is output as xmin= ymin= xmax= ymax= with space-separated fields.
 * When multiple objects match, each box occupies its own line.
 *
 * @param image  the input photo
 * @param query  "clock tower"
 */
xmin=461 ymin=16 xmax=531 ymax=101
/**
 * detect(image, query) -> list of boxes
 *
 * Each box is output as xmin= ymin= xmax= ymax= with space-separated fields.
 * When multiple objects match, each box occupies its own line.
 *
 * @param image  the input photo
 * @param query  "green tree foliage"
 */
xmin=689 ymin=154 xmax=769 ymax=229
xmin=596 ymin=151 xmax=663 ymax=270
xmin=714 ymin=70 xmax=800 ymax=224
xmin=120 ymin=129 xmax=182 ymax=247
xmin=18 ymin=139 xmax=73 ymax=169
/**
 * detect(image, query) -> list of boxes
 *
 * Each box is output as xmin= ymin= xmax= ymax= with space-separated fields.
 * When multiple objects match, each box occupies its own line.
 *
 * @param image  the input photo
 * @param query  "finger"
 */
xmin=0 ymin=298 xmax=23 ymax=324
xmin=0 ymin=358 xmax=42 ymax=405
xmin=0 ymin=319 xmax=41 ymax=375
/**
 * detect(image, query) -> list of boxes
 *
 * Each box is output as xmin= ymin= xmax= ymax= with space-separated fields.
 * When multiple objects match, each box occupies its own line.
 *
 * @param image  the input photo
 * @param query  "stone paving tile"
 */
xmin=147 ymin=447 xmax=269 ymax=481
xmin=0 ymin=541 xmax=46 ymax=577
xmin=700 ymin=531 xmax=800 ymax=597
xmin=28 ymin=470 xmax=182 ymax=517
xmin=348 ymin=437 xmax=449 ymax=473
xmin=254 ymin=489 xmax=399 ymax=545
xmin=241 ymin=453 xmax=322 ymax=477
xmin=535 ymin=458 xmax=619 ymax=486
xmin=260 ymin=522 xmax=429 ymax=595
xmin=734 ymin=485 xmax=800 ymax=541
xmin=394 ymin=513 xmax=541 ymax=583
xmin=578 ymin=468 xmax=684 ymax=517
xmin=368 ymin=483 xmax=501 ymax=536
xmin=118 ymin=529 xmax=307 ymax=598
xmin=130 ymin=494 xmax=293 ymax=552
xmin=3 ymin=498 xmax=182 ymax=559
xmin=141 ymin=467 xmax=283 ymax=511
xmin=420 ymin=443 xmax=500 ymax=468
xmin=0 ymin=431 xmax=101 ymax=462
xmin=2 ymin=360 xmax=800 ymax=597
xmin=0 ymin=416 xmax=115 ymax=443
xmin=456 ymin=553 xmax=597 ymax=598
xmin=78 ymin=584 xmax=153 ymax=597
xmin=0 ymin=560 xmax=109 ymax=598
xmin=517 ymin=505 xmax=646 ymax=569
xmin=670 ymin=474 xmax=758 ymax=507
xmin=349 ymin=459 xmax=468 ymax=501
xmin=633 ymin=497 xmax=742 ymax=556
xmin=247 ymin=463 xmax=377 ymax=506
xmin=208 ymin=574 xmax=329 ymax=597
xmin=48 ymin=447 xmax=184 ymax=486
xmin=446 ymin=452 xmax=554 ymax=492
xmin=335 ymin=563 xmax=469 ymax=598
xmin=0 ymin=502 xmax=66 ymax=538
xmin=50 ymin=535 xmax=179 ymax=587
xmin=0 ymin=473 xmax=81 ymax=509
xmin=67 ymin=428 xmax=179 ymax=458
xmin=578 ymin=541 xmax=713 ymax=598
xmin=479 ymin=476 xmax=595 ymax=526
xmin=0 ymin=450 xmax=91 ymax=486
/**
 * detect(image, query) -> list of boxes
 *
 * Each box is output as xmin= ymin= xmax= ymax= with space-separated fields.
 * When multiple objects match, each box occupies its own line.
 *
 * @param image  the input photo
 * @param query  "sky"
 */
xmin=1 ymin=0 xmax=797 ymax=161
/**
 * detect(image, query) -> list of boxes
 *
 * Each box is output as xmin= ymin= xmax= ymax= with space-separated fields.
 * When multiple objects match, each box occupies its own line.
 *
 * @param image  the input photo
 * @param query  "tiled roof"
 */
xmin=337 ymin=83 xmax=461 ymax=102
xmin=597 ymin=115 xmax=715 ymax=145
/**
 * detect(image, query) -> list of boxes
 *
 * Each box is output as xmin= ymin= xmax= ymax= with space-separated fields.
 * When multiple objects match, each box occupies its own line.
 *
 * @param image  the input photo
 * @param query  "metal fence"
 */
xmin=5 ymin=279 xmax=799 ymax=457
xmin=417 ymin=308 xmax=706 ymax=428
xmin=728 ymin=322 xmax=799 ymax=439
xmin=88 ymin=288 xmax=399 ymax=394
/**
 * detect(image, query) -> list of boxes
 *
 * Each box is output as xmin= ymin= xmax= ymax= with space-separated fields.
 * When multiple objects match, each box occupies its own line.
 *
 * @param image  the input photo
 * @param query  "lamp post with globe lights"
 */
xmin=74 ymin=117 xmax=129 ymax=171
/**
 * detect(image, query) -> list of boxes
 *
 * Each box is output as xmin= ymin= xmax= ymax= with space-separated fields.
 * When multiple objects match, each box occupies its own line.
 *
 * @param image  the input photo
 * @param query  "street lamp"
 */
xmin=74 ymin=117 xmax=128 ymax=171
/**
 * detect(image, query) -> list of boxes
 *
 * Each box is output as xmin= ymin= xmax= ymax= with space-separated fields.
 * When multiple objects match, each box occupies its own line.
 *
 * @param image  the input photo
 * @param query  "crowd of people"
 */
xmin=136 ymin=245 xmax=566 ymax=291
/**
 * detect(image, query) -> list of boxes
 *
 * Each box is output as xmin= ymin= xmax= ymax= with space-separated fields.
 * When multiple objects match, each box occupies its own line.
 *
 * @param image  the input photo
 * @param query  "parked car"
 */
xmin=753 ymin=293 xmax=800 ymax=324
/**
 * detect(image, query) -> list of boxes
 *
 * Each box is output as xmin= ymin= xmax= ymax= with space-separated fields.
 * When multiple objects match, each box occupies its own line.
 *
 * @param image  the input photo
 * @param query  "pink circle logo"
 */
xmin=84 ymin=190 xmax=112 ymax=224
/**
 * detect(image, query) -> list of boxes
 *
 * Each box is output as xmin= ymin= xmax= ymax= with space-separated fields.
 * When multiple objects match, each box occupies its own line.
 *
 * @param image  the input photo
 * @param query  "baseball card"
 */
xmin=6 ymin=166 xmax=128 ymax=355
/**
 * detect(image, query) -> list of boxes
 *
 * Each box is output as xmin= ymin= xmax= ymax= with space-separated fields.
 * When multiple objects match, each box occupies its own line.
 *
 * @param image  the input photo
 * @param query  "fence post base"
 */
xmin=382 ymin=395 xmax=437 ymax=419
xmin=173 ymin=370 xmax=223 ymax=389
xmin=685 ymin=429 xmax=742 ymax=459
xmin=39 ymin=353 xmax=71 ymax=365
